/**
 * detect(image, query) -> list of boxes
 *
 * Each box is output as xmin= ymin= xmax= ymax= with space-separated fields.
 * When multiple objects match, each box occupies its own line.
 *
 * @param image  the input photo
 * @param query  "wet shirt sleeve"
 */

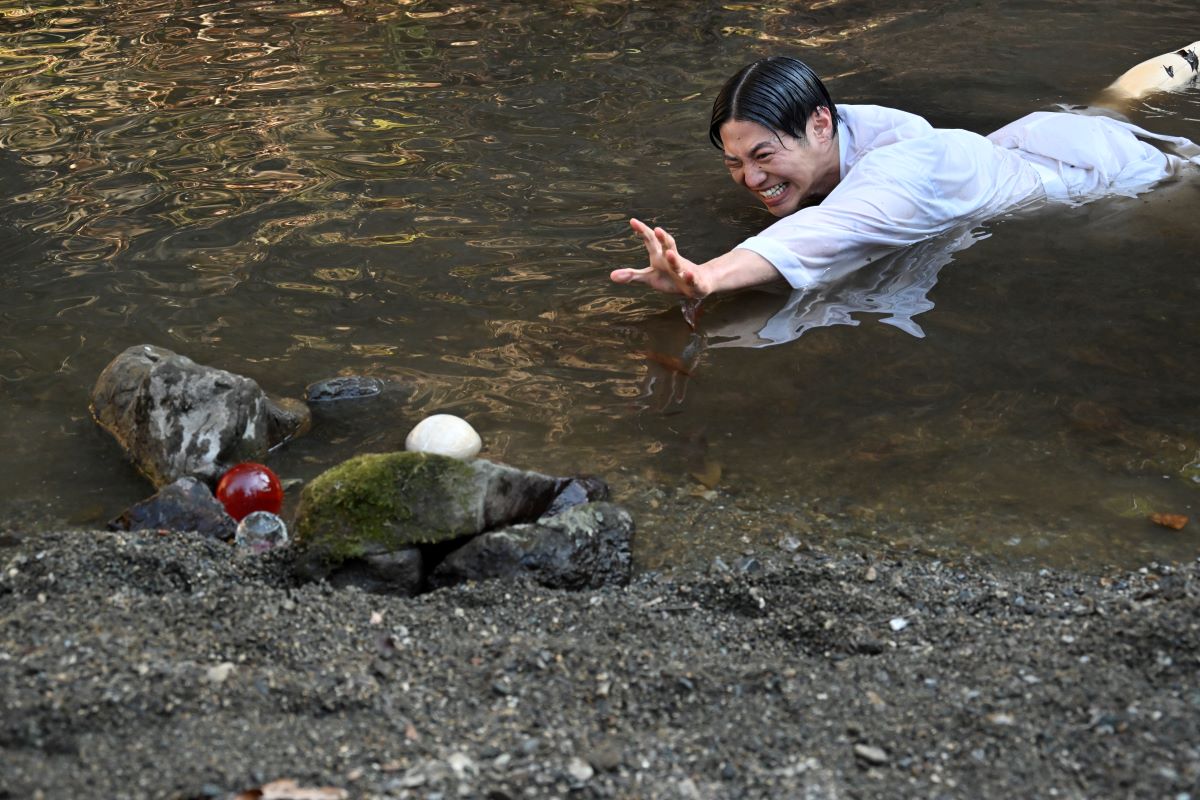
xmin=735 ymin=128 xmax=1043 ymax=289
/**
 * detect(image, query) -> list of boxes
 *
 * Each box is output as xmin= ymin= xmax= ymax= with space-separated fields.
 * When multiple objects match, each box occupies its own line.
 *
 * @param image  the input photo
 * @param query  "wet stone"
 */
xmin=542 ymin=475 xmax=611 ymax=520
xmin=89 ymin=344 xmax=309 ymax=487
xmin=305 ymin=375 xmax=385 ymax=403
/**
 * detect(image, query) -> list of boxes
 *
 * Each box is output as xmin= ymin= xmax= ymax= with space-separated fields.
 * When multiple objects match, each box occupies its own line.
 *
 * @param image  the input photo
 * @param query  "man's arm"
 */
xmin=609 ymin=218 xmax=783 ymax=298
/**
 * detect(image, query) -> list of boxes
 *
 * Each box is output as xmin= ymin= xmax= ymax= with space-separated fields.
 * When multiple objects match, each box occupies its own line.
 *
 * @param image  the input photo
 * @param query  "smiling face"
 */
xmin=718 ymin=107 xmax=841 ymax=217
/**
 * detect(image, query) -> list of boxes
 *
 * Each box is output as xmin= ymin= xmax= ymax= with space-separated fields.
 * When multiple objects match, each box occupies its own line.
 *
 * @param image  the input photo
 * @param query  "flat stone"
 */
xmin=305 ymin=375 xmax=385 ymax=403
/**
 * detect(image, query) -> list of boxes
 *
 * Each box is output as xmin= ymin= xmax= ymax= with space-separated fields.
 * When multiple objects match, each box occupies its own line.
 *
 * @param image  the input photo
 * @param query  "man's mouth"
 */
xmin=761 ymin=182 xmax=788 ymax=200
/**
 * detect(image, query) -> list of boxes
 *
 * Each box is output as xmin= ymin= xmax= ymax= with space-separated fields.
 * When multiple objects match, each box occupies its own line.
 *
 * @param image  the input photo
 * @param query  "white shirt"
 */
xmin=736 ymin=104 xmax=1195 ymax=289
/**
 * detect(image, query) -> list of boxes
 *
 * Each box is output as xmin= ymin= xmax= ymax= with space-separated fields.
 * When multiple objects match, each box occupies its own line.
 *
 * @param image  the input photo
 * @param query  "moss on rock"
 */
xmin=294 ymin=451 xmax=480 ymax=564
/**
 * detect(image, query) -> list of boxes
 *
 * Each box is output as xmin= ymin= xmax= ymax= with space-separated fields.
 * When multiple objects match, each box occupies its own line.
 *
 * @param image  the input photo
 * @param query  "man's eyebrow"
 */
xmin=724 ymin=141 xmax=775 ymax=160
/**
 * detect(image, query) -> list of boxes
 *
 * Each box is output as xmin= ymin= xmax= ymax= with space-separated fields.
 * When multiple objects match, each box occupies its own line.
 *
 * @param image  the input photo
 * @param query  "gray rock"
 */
xmin=90 ymin=345 xmax=310 ymax=487
xmin=292 ymin=452 xmax=562 ymax=579
xmin=305 ymin=375 xmax=385 ymax=403
xmin=541 ymin=475 xmax=610 ymax=520
xmin=429 ymin=502 xmax=634 ymax=591
xmin=108 ymin=476 xmax=236 ymax=541
xmin=323 ymin=547 xmax=425 ymax=596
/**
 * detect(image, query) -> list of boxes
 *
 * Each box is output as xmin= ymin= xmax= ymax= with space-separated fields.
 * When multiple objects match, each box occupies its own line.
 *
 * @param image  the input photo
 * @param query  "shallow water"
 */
xmin=1 ymin=0 xmax=1198 ymax=570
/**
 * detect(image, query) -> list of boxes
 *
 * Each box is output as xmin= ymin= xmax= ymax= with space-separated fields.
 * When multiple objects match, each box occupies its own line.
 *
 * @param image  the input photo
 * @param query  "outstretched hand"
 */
xmin=609 ymin=218 xmax=709 ymax=299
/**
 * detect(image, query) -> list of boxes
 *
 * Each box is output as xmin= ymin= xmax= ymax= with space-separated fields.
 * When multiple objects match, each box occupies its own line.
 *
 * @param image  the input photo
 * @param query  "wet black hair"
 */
xmin=708 ymin=56 xmax=839 ymax=149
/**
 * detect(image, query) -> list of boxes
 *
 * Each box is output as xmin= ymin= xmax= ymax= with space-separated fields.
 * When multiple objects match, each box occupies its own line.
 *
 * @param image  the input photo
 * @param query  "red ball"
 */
xmin=216 ymin=462 xmax=283 ymax=521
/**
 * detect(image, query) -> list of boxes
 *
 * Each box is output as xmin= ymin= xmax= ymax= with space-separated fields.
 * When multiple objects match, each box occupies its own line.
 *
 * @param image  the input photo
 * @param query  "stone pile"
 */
xmin=89 ymin=344 xmax=633 ymax=594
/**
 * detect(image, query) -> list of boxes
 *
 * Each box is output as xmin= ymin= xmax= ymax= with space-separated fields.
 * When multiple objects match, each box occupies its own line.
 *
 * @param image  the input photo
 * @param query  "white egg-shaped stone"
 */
xmin=405 ymin=414 xmax=482 ymax=460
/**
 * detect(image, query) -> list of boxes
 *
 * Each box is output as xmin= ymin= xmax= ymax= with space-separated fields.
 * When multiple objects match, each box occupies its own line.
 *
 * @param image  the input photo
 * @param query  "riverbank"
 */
xmin=2 ymin=524 xmax=1197 ymax=799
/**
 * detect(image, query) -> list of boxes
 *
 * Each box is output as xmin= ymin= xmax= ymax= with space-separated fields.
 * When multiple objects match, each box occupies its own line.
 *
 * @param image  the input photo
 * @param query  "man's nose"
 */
xmin=743 ymin=164 xmax=766 ymax=188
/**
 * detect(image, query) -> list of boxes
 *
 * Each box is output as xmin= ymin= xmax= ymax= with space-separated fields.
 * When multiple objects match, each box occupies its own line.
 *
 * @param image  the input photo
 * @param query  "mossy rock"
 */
xmin=293 ymin=451 xmax=562 ymax=576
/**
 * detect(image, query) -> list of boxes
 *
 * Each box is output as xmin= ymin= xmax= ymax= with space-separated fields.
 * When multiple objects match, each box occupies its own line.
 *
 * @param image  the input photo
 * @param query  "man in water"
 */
xmin=610 ymin=43 xmax=1200 ymax=299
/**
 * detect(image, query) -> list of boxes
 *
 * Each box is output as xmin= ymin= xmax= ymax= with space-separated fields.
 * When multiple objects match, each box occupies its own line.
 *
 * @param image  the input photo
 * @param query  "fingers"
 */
xmin=655 ymin=227 xmax=678 ymax=257
xmin=663 ymin=249 xmax=697 ymax=289
xmin=609 ymin=266 xmax=649 ymax=284
xmin=630 ymin=218 xmax=663 ymax=261
xmin=663 ymin=251 xmax=699 ymax=292
xmin=622 ymin=217 xmax=699 ymax=296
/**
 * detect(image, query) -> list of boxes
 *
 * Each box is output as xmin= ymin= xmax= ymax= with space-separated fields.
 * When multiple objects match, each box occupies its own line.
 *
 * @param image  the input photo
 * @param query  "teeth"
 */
xmin=762 ymin=183 xmax=786 ymax=199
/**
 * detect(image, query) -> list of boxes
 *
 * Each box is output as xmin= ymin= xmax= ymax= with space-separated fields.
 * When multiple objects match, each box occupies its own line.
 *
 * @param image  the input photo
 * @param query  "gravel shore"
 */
xmin=2 ymin=526 xmax=1198 ymax=799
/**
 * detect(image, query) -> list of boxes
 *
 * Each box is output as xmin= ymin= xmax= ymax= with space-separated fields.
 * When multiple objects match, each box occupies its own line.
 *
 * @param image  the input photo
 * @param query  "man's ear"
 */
xmin=810 ymin=106 xmax=834 ymax=142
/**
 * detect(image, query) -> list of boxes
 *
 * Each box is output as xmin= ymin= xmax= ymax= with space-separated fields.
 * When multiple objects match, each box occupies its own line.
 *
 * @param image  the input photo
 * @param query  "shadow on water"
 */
xmin=0 ymin=0 xmax=1198 ymax=571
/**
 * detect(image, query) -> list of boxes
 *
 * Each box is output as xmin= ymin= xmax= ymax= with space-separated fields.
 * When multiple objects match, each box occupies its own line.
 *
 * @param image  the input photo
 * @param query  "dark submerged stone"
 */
xmin=304 ymin=375 xmax=386 ymax=404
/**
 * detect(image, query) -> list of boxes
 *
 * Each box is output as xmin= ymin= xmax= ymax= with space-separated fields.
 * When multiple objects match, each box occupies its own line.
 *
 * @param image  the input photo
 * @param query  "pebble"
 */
xmin=737 ymin=556 xmax=762 ymax=574
xmin=853 ymin=744 xmax=889 ymax=765
xmin=205 ymin=662 xmax=235 ymax=685
xmin=889 ymin=617 xmax=909 ymax=632
xmin=567 ymin=757 xmax=594 ymax=782
xmin=586 ymin=742 xmax=622 ymax=772
xmin=404 ymin=414 xmax=482 ymax=460
xmin=446 ymin=752 xmax=475 ymax=778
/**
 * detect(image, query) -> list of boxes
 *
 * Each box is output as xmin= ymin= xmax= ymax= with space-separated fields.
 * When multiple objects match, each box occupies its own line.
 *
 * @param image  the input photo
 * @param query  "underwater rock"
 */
xmin=109 ymin=476 xmax=236 ymax=541
xmin=429 ymin=502 xmax=634 ymax=591
xmin=305 ymin=375 xmax=385 ymax=404
xmin=542 ymin=475 xmax=610 ymax=520
xmin=90 ymin=345 xmax=310 ymax=488
xmin=292 ymin=452 xmax=561 ymax=579
xmin=405 ymin=414 xmax=482 ymax=460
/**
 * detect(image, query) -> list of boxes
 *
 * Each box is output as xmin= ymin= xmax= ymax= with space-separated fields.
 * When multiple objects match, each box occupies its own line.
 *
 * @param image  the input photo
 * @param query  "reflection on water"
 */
xmin=702 ymin=223 xmax=991 ymax=347
xmin=0 ymin=0 xmax=1198 ymax=570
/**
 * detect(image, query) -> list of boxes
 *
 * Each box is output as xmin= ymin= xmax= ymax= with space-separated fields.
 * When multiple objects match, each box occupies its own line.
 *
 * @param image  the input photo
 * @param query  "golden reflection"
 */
xmin=349 ymin=343 xmax=400 ymax=357
xmin=273 ymin=282 xmax=344 ymax=296
xmin=312 ymin=267 xmax=366 ymax=281
xmin=286 ymin=8 xmax=344 ymax=18
xmin=288 ymin=334 xmax=339 ymax=353
xmin=0 ymin=0 xmax=480 ymax=268
xmin=406 ymin=6 xmax=473 ymax=19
